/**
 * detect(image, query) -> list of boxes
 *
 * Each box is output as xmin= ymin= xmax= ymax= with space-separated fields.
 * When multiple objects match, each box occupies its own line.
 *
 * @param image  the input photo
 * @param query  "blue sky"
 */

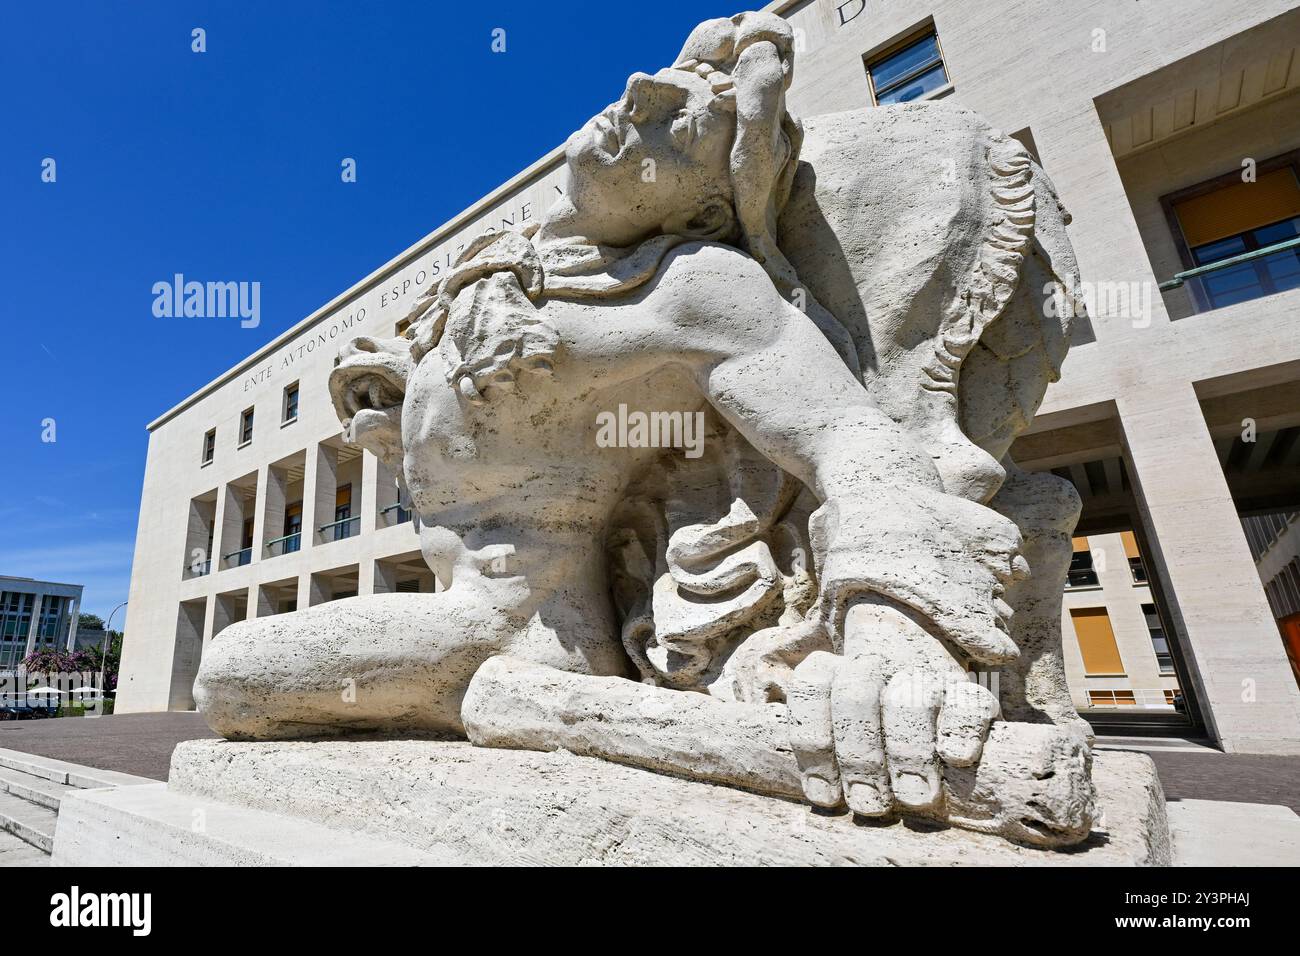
xmin=0 ymin=0 xmax=736 ymax=620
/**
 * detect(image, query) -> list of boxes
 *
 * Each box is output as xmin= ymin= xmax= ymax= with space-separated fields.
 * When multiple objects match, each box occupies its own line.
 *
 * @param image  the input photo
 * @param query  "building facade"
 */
xmin=1244 ymin=511 xmax=1300 ymax=683
xmin=0 ymin=576 xmax=82 ymax=671
xmin=116 ymin=0 xmax=1300 ymax=754
xmin=1061 ymin=531 xmax=1183 ymax=714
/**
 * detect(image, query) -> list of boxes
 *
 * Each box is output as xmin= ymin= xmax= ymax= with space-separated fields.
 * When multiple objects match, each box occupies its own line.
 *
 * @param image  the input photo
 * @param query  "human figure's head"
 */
xmin=551 ymin=12 xmax=805 ymax=292
xmin=563 ymin=67 xmax=739 ymax=247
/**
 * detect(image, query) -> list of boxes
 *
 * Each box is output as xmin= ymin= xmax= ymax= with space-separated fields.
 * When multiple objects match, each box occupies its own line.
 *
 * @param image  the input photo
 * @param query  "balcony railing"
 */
xmin=264 ymin=532 xmax=302 ymax=558
xmin=379 ymin=503 xmax=413 ymax=525
xmin=1160 ymin=236 xmax=1300 ymax=313
xmin=318 ymin=515 xmax=360 ymax=542
xmin=1085 ymin=688 xmax=1182 ymax=710
xmin=223 ymin=547 xmax=252 ymax=567
xmin=185 ymin=558 xmax=211 ymax=578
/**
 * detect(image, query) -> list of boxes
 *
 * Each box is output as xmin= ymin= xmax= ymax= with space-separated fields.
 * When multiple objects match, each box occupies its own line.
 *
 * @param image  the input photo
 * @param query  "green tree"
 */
xmin=84 ymin=631 xmax=124 ymax=692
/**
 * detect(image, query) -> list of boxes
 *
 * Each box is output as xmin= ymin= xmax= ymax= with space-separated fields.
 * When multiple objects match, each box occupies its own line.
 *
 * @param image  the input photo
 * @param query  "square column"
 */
xmin=208 ymin=483 xmax=228 ymax=575
xmin=298 ymin=571 xmax=329 ymax=609
xmin=23 ymin=592 xmax=46 ymax=657
xmin=219 ymin=483 xmax=243 ymax=567
xmin=1119 ymin=383 xmax=1300 ymax=754
xmin=358 ymin=557 xmax=376 ymax=597
xmin=361 ymin=451 xmax=379 ymax=536
xmin=252 ymin=462 xmax=273 ymax=560
xmin=300 ymin=442 xmax=320 ymax=548
xmin=202 ymin=594 xmax=218 ymax=648
xmin=313 ymin=445 xmax=340 ymax=545
xmin=252 ymin=584 xmax=275 ymax=619
xmin=63 ymin=595 xmax=80 ymax=651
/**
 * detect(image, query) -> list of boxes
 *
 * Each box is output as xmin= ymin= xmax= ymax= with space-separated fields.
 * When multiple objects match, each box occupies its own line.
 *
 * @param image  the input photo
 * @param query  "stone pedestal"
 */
xmin=53 ymin=739 xmax=1171 ymax=866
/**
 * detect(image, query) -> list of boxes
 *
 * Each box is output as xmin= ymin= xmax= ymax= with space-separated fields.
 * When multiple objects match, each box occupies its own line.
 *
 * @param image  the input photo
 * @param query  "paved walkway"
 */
xmin=1139 ymin=750 xmax=1300 ymax=813
xmin=0 ymin=712 xmax=215 ymax=781
xmin=1 ymin=715 xmax=1298 ymax=812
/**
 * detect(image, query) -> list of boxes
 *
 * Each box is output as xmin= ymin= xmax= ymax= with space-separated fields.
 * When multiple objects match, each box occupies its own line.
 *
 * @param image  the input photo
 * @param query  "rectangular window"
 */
xmin=0 ymin=591 xmax=35 ymax=669
xmin=239 ymin=407 xmax=255 ymax=446
xmin=1066 ymin=536 xmax=1099 ymax=588
xmin=333 ymin=484 xmax=355 ymax=541
xmin=1143 ymin=602 xmax=1175 ymax=675
xmin=283 ymin=502 xmax=303 ymax=554
xmin=1071 ymin=607 xmax=1125 ymax=676
xmin=1168 ymin=162 xmax=1300 ymax=312
xmin=283 ymin=383 xmax=299 ymax=423
xmin=1121 ymin=530 xmax=1148 ymax=583
xmin=37 ymin=595 xmax=66 ymax=641
xmin=202 ymin=428 xmax=216 ymax=465
xmin=232 ymin=516 xmax=254 ymax=567
xmin=283 ymin=502 xmax=302 ymax=537
xmin=865 ymin=28 xmax=949 ymax=106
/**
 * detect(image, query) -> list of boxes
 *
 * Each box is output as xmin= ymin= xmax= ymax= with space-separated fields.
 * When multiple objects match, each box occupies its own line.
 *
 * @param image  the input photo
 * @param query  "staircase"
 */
xmin=0 ymin=747 xmax=157 ymax=866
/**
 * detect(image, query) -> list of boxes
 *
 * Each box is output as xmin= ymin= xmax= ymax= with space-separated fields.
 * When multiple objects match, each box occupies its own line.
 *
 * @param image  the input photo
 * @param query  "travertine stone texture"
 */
xmin=465 ymin=656 xmax=1097 ymax=847
xmin=52 ymin=784 xmax=444 ymax=867
xmin=194 ymin=11 xmax=1102 ymax=848
xmin=463 ymin=654 xmax=804 ymax=798
xmin=130 ymin=738 xmax=1167 ymax=866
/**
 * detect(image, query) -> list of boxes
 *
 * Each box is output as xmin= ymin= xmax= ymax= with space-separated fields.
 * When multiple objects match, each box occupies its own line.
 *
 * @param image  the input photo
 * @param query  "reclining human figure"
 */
xmin=196 ymin=12 xmax=1095 ymax=847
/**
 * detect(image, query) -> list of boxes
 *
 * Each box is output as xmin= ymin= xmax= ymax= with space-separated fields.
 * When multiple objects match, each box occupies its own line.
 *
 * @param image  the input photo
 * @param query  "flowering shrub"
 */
xmin=21 ymin=642 xmax=118 ymax=692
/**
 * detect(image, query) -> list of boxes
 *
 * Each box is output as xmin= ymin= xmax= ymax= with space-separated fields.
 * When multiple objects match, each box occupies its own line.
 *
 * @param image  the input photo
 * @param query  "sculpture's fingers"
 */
xmin=830 ymin=656 xmax=891 ymax=816
xmin=881 ymin=669 xmax=944 ymax=810
xmin=936 ymin=678 xmax=1000 ymax=767
xmin=786 ymin=650 xmax=842 ymax=808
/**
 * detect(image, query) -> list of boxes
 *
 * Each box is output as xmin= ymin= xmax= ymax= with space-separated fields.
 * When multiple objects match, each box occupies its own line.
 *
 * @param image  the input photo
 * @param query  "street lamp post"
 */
xmin=100 ymin=601 xmax=127 ymax=699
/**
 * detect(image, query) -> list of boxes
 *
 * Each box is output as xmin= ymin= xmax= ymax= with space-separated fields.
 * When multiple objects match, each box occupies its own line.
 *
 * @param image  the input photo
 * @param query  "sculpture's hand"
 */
xmin=780 ymin=489 xmax=1026 ymax=815
xmin=786 ymin=640 xmax=1000 ymax=815
xmin=810 ymin=488 xmax=1027 ymax=666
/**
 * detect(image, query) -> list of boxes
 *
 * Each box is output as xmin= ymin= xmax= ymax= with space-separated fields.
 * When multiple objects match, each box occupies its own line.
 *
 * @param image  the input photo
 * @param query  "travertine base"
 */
xmin=53 ymin=740 xmax=1170 ymax=866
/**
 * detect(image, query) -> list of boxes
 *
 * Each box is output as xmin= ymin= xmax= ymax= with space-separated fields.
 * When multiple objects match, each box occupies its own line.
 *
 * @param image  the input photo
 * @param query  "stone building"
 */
xmin=115 ymin=0 xmax=1300 ymax=754
xmin=0 ymin=576 xmax=82 ymax=671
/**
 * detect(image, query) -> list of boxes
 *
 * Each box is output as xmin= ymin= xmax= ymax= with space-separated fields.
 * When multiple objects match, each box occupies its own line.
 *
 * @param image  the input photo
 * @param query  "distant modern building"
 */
xmin=1243 ymin=511 xmax=1300 ymax=683
xmin=0 ymin=576 xmax=82 ymax=670
xmin=117 ymin=0 xmax=1300 ymax=754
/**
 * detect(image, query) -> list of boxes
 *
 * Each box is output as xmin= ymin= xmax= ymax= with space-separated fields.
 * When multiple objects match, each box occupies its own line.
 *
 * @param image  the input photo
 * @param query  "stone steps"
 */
xmin=0 ymin=829 xmax=50 ymax=867
xmin=0 ymin=746 xmax=158 ymax=789
xmin=0 ymin=788 xmax=59 ymax=853
xmin=0 ymin=764 xmax=80 ymax=810
xmin=57 ymin=783 xmax=445 ymax=866
xmin=0 ymin=748 xmax=158 ymax=864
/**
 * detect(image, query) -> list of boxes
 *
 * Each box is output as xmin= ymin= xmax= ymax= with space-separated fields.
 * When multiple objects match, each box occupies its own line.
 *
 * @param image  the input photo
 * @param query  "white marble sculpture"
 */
xmin=195 ymin=11 xmax=1098 ymax=848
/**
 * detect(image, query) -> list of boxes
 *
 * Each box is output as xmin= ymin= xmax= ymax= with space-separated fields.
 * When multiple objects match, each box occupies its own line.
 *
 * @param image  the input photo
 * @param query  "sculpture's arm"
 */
xmin=658 ymin=243 xmax=1027 ymax=817
xmin=661 ymin=243 xmax=1023 ymax=666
